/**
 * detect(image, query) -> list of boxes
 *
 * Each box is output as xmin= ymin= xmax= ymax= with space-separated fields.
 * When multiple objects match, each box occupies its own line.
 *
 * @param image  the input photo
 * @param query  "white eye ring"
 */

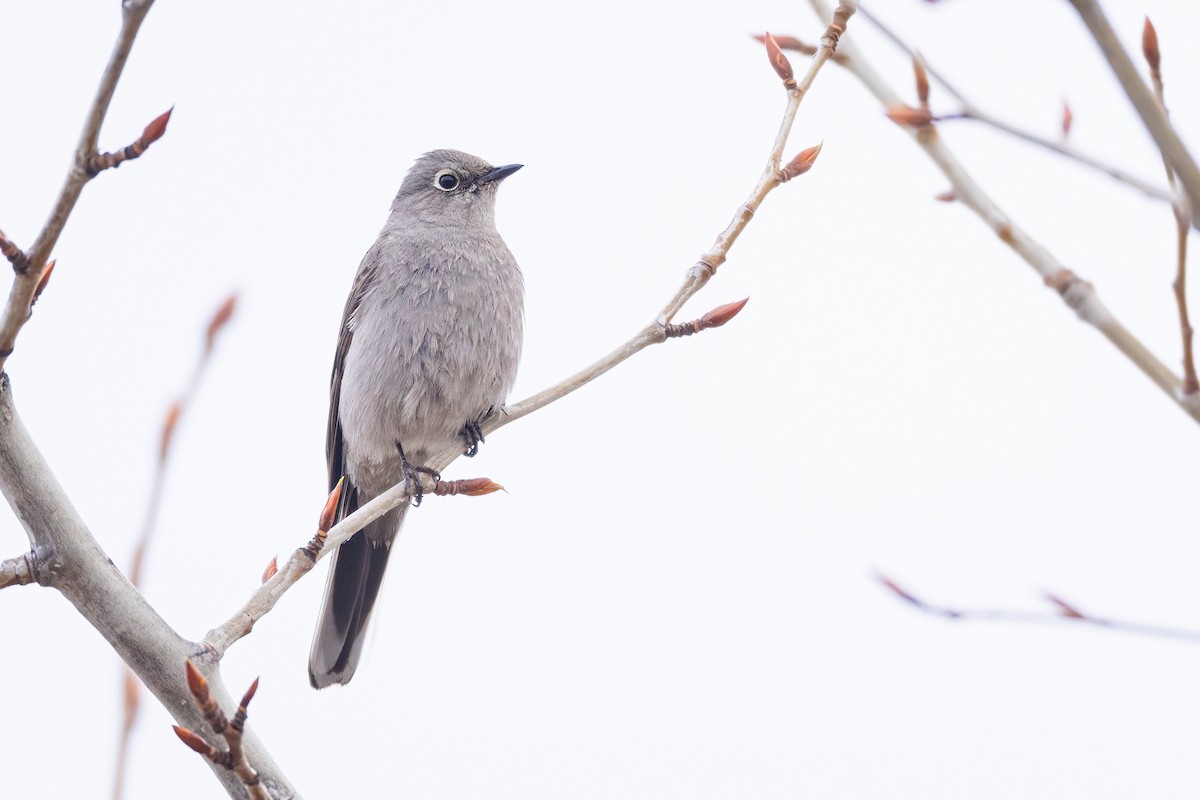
xmin=434 ymin=170 xmax=460 ymax=191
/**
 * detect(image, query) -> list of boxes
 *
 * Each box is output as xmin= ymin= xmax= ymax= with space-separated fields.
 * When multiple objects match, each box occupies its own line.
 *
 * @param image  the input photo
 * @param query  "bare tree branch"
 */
xmin=878 ymin=574 xmax=1200 ymax=644
xmin=807 ymin=0 xmax=1200 ymax=423
xmin=0 ymin=0 xmax=162 ymax=372
xmin=852 ymin=4 xmax=1172 ymax=203
xmin=1065 ymin=0 xmax=1200 ymax=230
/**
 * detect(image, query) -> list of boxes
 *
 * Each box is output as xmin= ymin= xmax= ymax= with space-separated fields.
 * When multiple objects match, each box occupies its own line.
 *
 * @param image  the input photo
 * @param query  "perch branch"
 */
xmin=202 ymin=3 xmax=858 ymax=657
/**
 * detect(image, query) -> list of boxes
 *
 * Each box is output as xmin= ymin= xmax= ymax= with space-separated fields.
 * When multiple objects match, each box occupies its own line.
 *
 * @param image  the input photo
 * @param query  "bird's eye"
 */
xmin=435 ymin=171 xmax=460 ymax=191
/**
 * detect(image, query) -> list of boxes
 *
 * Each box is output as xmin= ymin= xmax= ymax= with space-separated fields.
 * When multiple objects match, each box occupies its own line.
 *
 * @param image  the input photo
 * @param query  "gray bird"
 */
xmin=309 ymin=149 xmax=525 ymax=688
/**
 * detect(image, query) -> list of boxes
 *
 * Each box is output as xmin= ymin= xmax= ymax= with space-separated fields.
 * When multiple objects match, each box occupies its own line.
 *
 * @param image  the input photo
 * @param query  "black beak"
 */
xmin=478 ymin=163 xmax=523 ymax=185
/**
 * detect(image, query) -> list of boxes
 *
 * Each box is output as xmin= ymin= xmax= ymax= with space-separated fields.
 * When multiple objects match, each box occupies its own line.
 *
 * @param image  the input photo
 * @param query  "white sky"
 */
xmin=4 ymin=1 xmax=1200 ymax=797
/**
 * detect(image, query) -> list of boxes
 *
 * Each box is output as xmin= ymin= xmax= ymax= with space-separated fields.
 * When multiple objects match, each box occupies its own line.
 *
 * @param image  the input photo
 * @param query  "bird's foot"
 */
xmin=460 ymin=419 xmax=486 ymax=458
xmin=396 ymin=443 xmax=440 ymax=507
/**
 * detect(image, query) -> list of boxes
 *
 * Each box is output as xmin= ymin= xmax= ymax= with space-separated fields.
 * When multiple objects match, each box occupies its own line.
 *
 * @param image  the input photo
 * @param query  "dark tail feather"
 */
xmin=308 ymin=487 xmax=405 ymax=688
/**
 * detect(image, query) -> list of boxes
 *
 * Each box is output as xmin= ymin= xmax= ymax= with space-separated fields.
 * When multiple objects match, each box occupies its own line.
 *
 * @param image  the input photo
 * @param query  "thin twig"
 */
xmin=1141 ymin=18 xmax=1198 ymax=396
xmin=0 ymin=551 xmax=35 ymax=589
xmin=806 ymin=0 xmax=1199 ymax=423
xmin=1065 ymin=0 xmax=1200 ymax=230
xmin=201 ymin=3 xmax=858 ymax=659
xmin=113 ymin=294 xmax=236 ymax=800
xmin=878 ymin=574 xmax=1200 ymax=645
xmin=0 ymin=0 xmax=157 ymax=371
xmin=174 ymin=663 xmax=271 ymax=800
xmin=853 ymin=4 xmax=1171 ymax=203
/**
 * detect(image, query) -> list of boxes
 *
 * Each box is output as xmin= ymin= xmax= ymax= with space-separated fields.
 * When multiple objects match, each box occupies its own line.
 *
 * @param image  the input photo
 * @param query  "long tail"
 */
xmin=308 ymin=483 xmax=406 ymax=688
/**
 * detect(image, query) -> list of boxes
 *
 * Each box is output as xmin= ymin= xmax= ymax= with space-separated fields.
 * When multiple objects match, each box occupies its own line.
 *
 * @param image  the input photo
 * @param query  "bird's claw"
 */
xmin=460 ymin=419 xmax=485 ymax=458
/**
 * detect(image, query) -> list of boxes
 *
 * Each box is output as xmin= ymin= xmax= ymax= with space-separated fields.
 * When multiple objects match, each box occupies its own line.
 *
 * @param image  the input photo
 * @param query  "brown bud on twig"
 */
xmin=87 ymin=107 xmax=175 ymax=176
xmin=1044 ymin=592 xmax=1086 ymax=619
xmin=239 ymin=677 xmax=260 ymax=710
xmin=913 ymin=56 xmax=930 ymax=108
xmin=184 ymin=659 xmax=210 ymax=704
xmin=700 ymin=297 xmax=749 ymax=329
xmin=752 ymin=33 xmax=818 ymax=56
xmin=204 ymin=293 xmax=237 ymax=356
xmin=762 ymin=33 xmax=796 ymax=86
xmin=1060 ymin=100 xmax=1073 ymax=139
xmin=261 ymin=557 xmax=277 ymax=583
xmin=142 ymin=107 xmax=173 ymax=145
xmin=665 ymin=297 xmax=749 ymax=338
xmin=933 ymin=189 xmax=957 ymax=203
xmin=173 ymin=725 xmax=217 ymax=758
xmin=779 ymin=143 xmax=823 ymax=182
xmin=432 ymin=477 xmax=505 ymax=497
xmin=319 ymin=478 xmax=344 ymax=533
xmin=885 ymin=104 xmax=934 ymax=128
xmin=159 ymin=401 xmax=182 ymax=463
xmin=1142 ymin=17 xmax=1161 ymax=74
xmin=32 ymin=260 xmax=55 ymax=306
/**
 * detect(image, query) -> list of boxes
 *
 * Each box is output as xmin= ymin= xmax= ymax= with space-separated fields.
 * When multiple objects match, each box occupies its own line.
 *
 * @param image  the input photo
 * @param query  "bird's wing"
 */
xmin=327 ymin=249 xmax=380 ymax=496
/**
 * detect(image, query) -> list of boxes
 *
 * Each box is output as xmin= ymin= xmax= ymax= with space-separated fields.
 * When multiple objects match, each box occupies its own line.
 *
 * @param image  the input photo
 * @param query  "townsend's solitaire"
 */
xmin=309 ymin=149 xmax=524 ymax=688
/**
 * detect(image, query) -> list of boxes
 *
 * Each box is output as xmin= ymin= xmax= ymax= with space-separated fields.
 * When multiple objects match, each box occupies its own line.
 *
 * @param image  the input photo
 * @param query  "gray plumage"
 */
xmin=309 ymin=149 xmax=524 ymax=688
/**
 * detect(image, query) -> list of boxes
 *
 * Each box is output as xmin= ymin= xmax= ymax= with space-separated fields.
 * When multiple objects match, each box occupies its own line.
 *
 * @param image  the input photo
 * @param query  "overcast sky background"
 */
xmin=4 ymin=1 xmax=1200 ymax=797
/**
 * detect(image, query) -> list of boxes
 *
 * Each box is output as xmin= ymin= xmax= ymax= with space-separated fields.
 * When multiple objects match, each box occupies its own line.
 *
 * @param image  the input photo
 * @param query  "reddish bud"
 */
xmin=1142 ymin=17 xmax=1160 ymax=73
xmin=142 ymin=107 xmax=173 ymax=146
xmin=933 ymin=189 xmax=957 ymax=203
xmin=320 ymin=478 xmax=344 ymax=532
xmin=700 ymin=297 xmax=749 ymax=329
xmin=261 ymin=557 xmax=278 ymax=583
xmin=1044 ymin=592 xmax=1085 ymax=619
xmin=33 ymin=260 xmax=55 ymax=305
xmin=159 ymin=401 xmax=182 ymax=463
xmin=204 ymin=293 xmax=237 ymax=355
xmin=239 ymin=677 xmax=260 ymax=710
xmin=184 ymin=659 xmax=209 ymax=703
xmin=913 ymin=57 xmax=930 ymax=108
xmin=780 ymin=142 xmax=823 ymax=181
xmin=458 ymin=478 xmax=504 ymax=496
xmin=885 ymin=104 xmax=934 ymax=128
xmin=1060 ymin=100 xmax=1073 ymax=138
xmin=752 ymin=33 xmax=817 ymax=56
xmin=762 ymin=33 xmax=795 ymax=84
xmin=172 ymin=725 xmax=213 ymax=756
